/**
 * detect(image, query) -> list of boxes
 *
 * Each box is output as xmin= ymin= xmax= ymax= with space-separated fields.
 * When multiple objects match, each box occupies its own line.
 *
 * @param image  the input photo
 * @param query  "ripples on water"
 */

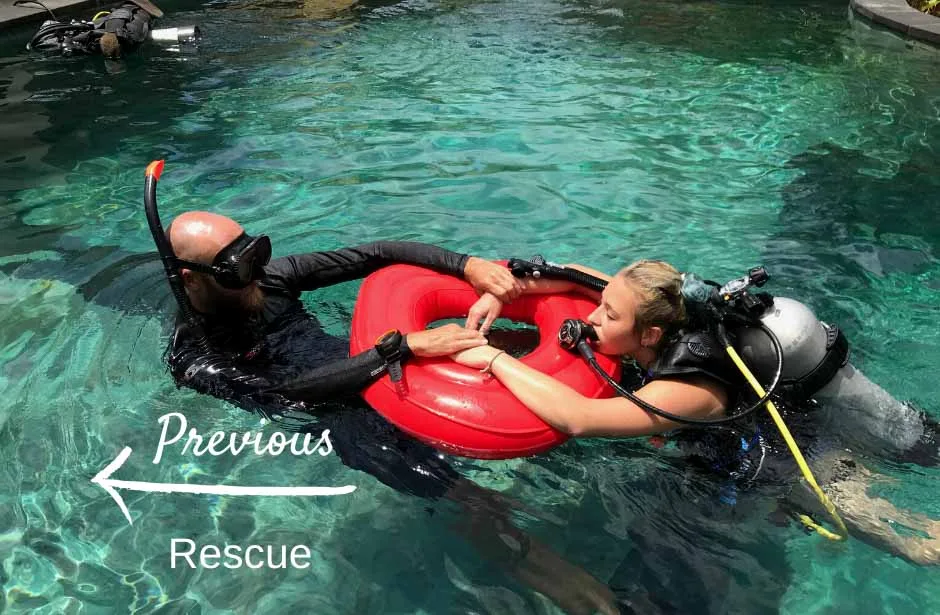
xmin=1 ymin=0 xmax=939 ymax=613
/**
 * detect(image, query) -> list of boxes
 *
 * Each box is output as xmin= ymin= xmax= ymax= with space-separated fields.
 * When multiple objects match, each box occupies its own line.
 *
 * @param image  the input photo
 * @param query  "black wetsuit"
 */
xmin=167 ymin=241 xmax=470 ymax=499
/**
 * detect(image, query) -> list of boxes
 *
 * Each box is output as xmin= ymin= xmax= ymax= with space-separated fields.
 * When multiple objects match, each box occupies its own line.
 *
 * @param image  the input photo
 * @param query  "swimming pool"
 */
xmin=2 ymin=0 xmax=939 ymax=612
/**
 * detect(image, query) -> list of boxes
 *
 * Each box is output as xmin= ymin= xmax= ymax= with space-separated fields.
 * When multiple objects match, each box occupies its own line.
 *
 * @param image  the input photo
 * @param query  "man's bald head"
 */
xmin=168 ymin=211 xmax=244 ymax=264
xmin=167 ymin=211 xmax=265 ymax=315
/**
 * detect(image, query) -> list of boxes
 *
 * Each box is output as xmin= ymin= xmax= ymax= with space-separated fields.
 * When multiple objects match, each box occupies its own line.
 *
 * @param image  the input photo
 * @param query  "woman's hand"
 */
xmin=451 ymin=344 xmax=503 ymax=369
xmin=465 ymin=292 xmax=504 ymax=334
xmin=406 ymin=324 xmax=487 ymax=358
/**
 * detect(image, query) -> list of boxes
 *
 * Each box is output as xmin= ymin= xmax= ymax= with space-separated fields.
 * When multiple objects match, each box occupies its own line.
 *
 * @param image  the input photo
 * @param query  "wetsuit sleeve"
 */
xmin=267 ymin=340 xmax=412 ymax=401
xmin=262 ymin=241 xmax=469 ymax=295
xmin=168 ymin=323 xmax=413 ymax=408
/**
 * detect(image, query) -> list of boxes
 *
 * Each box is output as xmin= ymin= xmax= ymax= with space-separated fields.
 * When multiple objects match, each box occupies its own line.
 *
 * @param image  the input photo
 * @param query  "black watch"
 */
xmin=375 ymin=329 xmax=404 ymax=383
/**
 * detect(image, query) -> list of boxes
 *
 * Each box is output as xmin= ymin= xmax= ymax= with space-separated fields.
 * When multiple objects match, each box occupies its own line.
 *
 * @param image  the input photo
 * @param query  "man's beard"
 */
xmin=240 ymin=283 xmax=265 ymax=313
xmin=210 ymin=282 xmax=265 ymax=316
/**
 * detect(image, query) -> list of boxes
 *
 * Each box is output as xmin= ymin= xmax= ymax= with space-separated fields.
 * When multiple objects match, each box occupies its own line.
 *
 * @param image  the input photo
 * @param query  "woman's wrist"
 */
xmin=480 ymin=349 xmax=507 ymax=375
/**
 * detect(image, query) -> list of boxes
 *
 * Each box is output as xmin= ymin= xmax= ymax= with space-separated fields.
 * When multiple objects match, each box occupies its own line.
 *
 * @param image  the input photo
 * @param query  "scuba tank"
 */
xmin=736 ymin=295 xmax=927 ymax=452
xmin=734 ymin=296 xmax=848 ymax=401
xmin=680 ymin=269 xmax=853 ymax=403
xmin=150 ymin=26 xmax=201 ymax=45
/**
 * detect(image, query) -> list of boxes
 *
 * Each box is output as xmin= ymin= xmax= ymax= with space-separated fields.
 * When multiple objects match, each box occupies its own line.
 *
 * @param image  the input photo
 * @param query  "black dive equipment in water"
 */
xmin=18 ymin=0 xmax=199 ymax=56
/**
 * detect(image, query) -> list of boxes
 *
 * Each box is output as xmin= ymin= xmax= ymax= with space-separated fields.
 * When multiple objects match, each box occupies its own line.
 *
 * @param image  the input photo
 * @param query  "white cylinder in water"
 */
xmin=736 ymin=296 xmax=923 ymax=453
xmin=736 ymin=297 xmax=831 ymax=382
xmin=150 ymin=26 xmax=201 ymax=44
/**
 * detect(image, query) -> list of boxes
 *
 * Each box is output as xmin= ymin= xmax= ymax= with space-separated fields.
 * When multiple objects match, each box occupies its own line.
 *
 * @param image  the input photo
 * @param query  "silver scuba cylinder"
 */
xmin=736 ymin=297 xmax=924 ymax=451
xmin=150 ymin=25 xmax=200 ymax=45
xmin=736 ymin=297 xmax=835 ymax=384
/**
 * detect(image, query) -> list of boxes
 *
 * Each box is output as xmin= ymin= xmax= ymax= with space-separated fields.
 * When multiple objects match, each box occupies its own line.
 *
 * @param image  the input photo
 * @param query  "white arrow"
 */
xmin=92 ymin=447 xmax=356 ymax=526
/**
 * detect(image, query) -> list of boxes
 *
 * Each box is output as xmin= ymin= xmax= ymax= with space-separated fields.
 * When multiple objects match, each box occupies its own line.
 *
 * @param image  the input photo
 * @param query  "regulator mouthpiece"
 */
xmin=558 ymin=319 xmax=598 ymax=362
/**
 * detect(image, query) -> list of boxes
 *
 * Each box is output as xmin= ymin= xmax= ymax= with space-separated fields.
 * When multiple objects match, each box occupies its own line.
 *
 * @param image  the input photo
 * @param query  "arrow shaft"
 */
xmin=106 ymin=479 xmax=356 ymax=497
xmin=93 ymin=447 xmax=356 ymax=526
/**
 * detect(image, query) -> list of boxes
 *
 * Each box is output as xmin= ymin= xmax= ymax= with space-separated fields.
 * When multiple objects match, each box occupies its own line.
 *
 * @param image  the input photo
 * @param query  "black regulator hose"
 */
xmin=508 ymin=257 xmax=608 ymax=293
xmin=143 ymin=160 xmax=208 ymax=348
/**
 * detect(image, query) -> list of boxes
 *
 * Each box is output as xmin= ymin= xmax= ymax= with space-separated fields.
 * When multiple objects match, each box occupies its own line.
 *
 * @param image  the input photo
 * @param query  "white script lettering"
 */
xmin=153 ymin=412 xmax=333 ymax=464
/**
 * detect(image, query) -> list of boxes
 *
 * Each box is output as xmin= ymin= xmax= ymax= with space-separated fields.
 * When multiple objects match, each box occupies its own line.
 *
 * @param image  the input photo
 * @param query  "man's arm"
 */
xmin=168 ymin=327 xmax=403 ymax=411
xmin=263 ymin=241 xmax=469 ymax=295
xmin=466 ymin=264 xmax=609 ymax=332
xmin=263 ymin=241 xmax=521 ymax=300
xmin=168 ymin=324 xmax=487 ymax=408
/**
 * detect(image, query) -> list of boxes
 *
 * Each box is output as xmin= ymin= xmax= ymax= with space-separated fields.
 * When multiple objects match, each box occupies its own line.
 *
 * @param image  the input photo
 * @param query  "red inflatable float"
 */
xmin=350 ymin=264 xmax=621 ymax=459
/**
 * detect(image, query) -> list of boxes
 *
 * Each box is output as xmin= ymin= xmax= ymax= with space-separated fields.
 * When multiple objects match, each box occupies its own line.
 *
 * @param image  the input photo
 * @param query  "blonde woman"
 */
xmin=448 ymin=260 xmax=940 ymax=570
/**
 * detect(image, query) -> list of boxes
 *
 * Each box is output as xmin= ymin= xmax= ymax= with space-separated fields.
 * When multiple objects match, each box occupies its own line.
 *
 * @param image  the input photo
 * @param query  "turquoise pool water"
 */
xmin=2 ymin=0 xmax=940 ymax=612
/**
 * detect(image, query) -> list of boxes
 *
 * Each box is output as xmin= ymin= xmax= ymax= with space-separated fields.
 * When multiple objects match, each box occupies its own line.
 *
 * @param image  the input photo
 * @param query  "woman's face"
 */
xmin=587 ymin=275 xmax=658 ymax=357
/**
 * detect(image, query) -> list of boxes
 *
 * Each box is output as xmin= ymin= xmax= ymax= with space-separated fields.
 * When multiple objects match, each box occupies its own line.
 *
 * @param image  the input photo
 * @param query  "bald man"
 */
xmin=166 ymin=210 xmax=522 ymax=401
xmin=162 ymin=212 xmax=619 ymax=615
xmin=165 ymin=210 xmax=525 ymax=491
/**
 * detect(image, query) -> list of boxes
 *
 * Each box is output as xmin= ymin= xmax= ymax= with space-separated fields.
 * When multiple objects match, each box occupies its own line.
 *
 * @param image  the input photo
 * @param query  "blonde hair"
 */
xmin=618 ymin=260 xmax=687 ymax=337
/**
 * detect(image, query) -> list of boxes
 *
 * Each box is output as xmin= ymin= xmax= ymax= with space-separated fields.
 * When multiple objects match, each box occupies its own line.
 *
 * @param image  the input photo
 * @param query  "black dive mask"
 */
xmin=175 ymin=233 xmax=272 ymax=289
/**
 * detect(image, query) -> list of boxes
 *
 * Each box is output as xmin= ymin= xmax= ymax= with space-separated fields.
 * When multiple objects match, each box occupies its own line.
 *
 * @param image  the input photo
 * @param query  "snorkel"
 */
xmin=143 ymin=160 xmax=208 ymax=348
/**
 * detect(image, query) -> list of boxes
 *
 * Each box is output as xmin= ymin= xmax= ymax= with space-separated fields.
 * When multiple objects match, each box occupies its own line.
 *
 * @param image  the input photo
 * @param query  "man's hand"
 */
xmin=406 ymin=324 xmax=487 ymax=358
xmin=463 ymin=257 xmax=522 ymax=302
xmin=465 ymin=293 xmax=504 ymax=334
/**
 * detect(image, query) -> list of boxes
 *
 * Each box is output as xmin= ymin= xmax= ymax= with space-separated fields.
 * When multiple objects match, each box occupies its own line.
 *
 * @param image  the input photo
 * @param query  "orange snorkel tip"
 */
xmin=145 ymin=160 xmax=165 ymax=180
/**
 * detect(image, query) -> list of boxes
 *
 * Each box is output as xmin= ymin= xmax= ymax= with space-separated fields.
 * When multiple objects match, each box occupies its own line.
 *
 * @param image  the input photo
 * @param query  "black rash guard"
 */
xmin=164 ymin=241 xmax=470 ymax=499
xmin=167 ymin=241 xmax=468 ymax=406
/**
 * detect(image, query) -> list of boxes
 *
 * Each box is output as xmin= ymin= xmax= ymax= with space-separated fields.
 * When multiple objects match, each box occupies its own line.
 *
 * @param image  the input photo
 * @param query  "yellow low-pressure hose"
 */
xmin=92 ymin=11 xmax=111 ymax=20
xmin=724 ymin=344 xmax=848 ymax=541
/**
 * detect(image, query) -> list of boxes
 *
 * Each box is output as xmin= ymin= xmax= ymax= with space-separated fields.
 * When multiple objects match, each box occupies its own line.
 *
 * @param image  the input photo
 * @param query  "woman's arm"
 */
xmin=453 ymin=346 xmax=727 ymax=438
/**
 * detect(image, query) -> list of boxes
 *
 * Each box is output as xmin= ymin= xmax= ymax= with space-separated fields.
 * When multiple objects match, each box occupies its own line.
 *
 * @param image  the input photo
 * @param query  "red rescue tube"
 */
xmin=350 ymin=264 xmax=621 ymax=459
